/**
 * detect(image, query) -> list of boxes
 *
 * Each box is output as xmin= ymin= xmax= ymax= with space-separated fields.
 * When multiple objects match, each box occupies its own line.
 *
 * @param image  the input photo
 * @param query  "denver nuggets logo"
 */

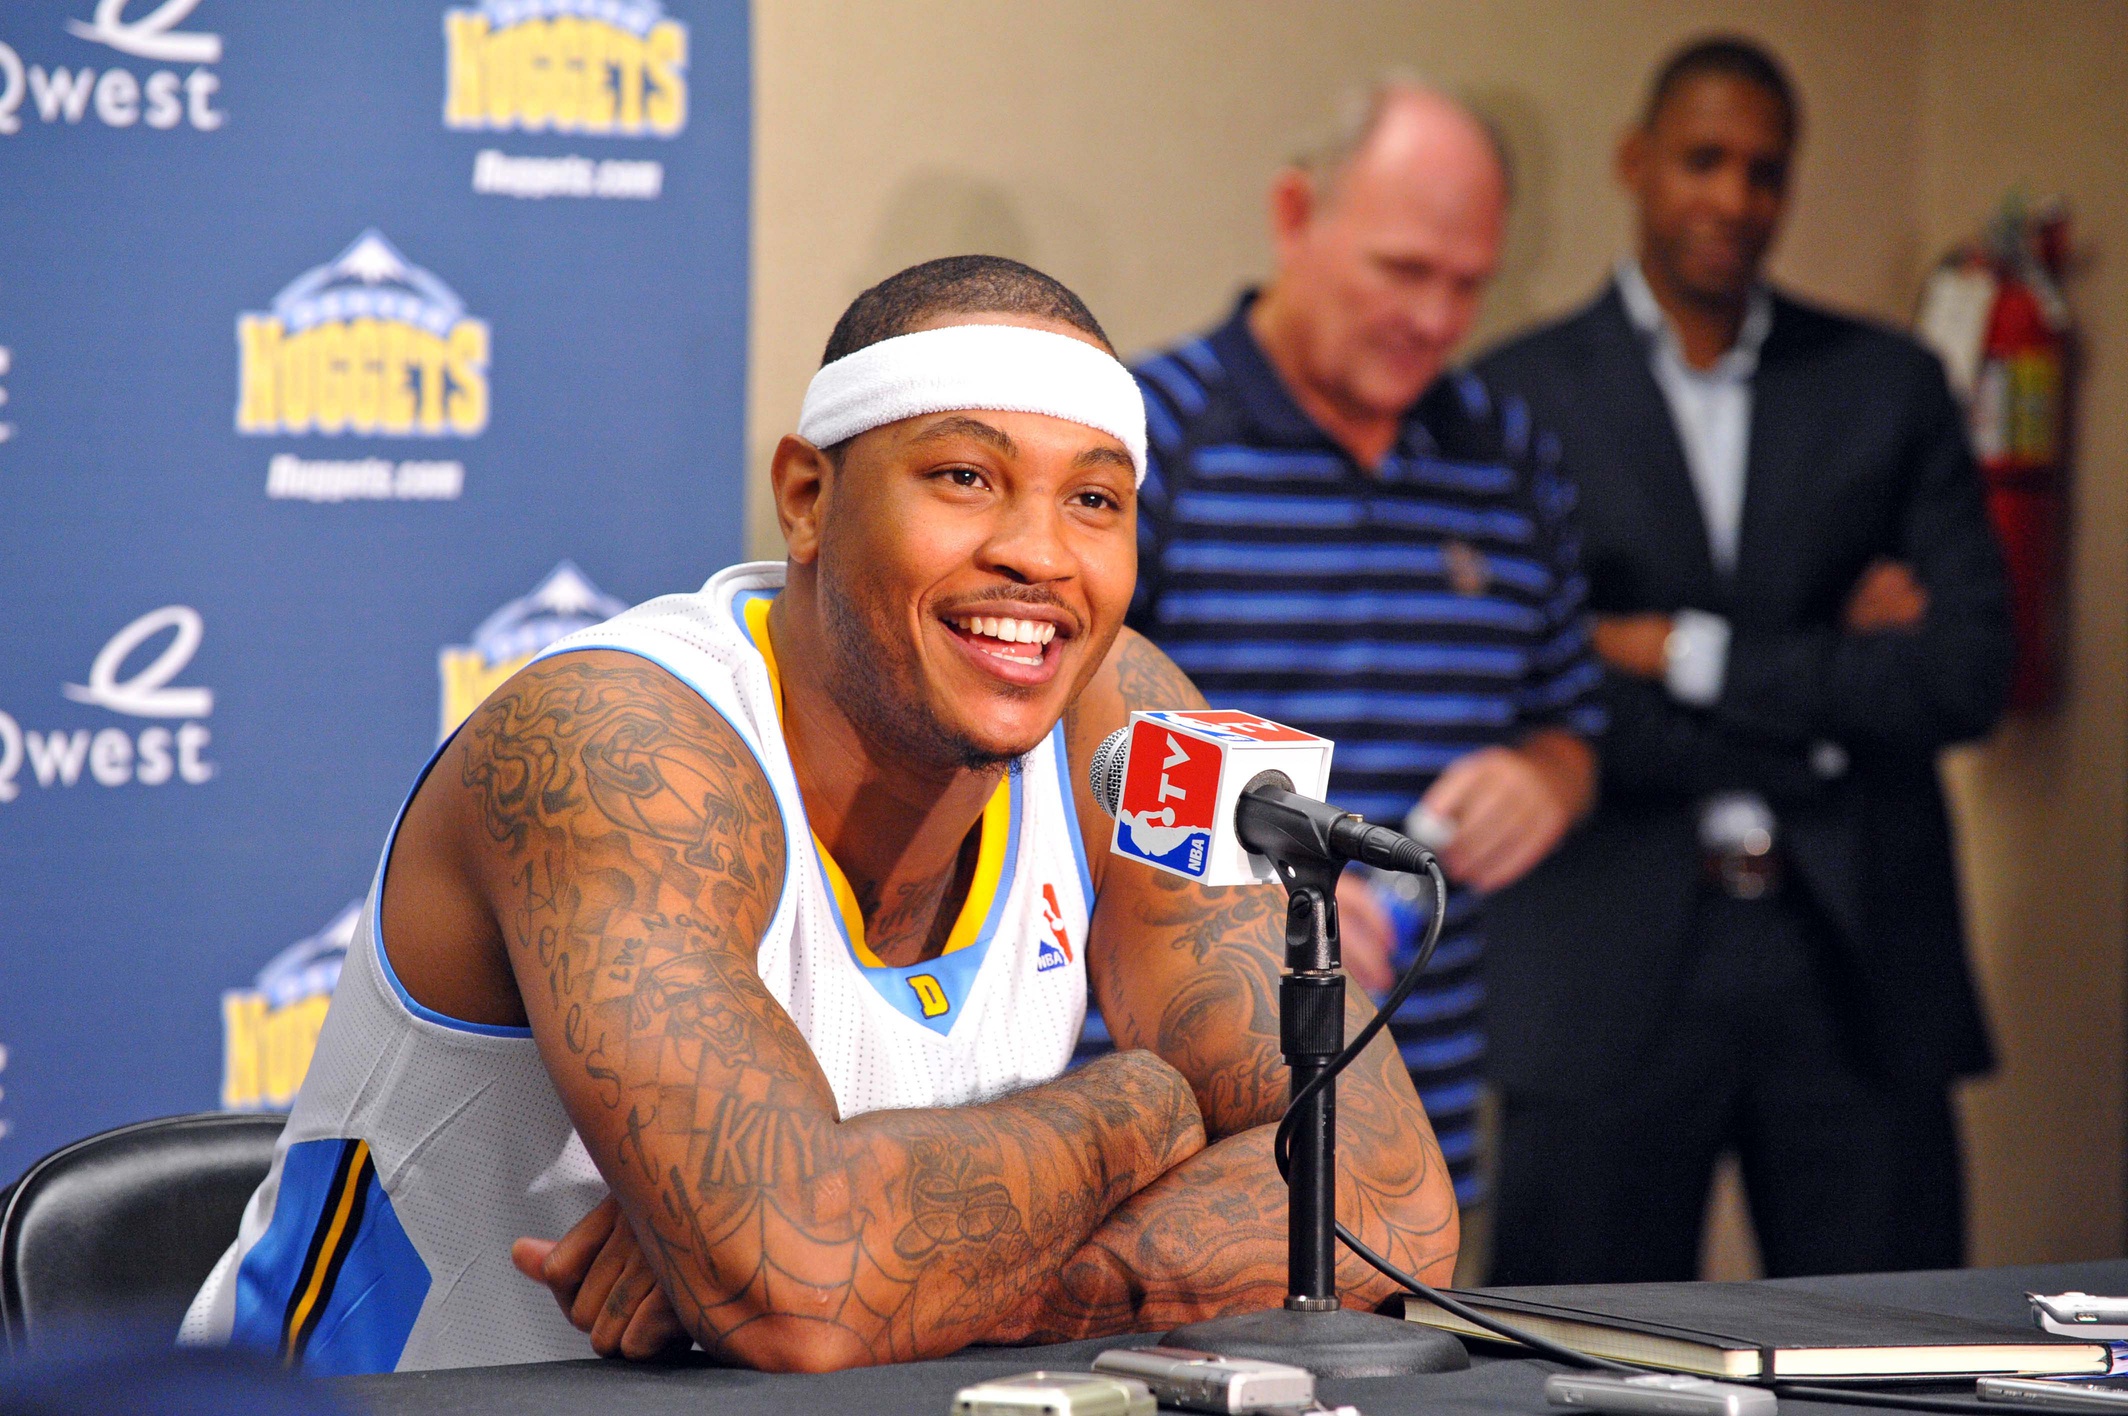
xmin=438 ymin=562 xmax=626 ymax=737
xmin=237 ymin=231 xmax=490 ymax=438
xmin=223 ymin=901 xmax=360 ymax=1112
xmin=443 ymin=0 xmax=689 ymax=137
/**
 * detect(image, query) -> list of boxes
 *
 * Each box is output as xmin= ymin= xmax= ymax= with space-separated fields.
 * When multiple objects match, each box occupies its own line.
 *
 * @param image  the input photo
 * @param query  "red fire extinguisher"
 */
xmin=1917 ymin=197 xmax=2072 ymax=712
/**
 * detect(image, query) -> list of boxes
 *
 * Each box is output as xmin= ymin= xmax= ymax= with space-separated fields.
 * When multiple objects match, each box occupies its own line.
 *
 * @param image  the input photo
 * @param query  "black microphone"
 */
xmin=1089 ymin=725 xmax=1433 ymax=876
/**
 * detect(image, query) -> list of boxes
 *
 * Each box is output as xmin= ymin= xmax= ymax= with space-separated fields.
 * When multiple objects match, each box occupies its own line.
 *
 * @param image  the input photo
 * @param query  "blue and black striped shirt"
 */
xmin=1114 ymin=295 xmax=1604 ymax=1206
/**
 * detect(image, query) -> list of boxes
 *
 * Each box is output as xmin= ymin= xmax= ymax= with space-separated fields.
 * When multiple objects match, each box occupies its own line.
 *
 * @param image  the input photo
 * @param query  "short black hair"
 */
xmin=821 ymin=255 xmax=1112 ymax=366
xmin=1641 ymin=35 xmax=1800 ymax=143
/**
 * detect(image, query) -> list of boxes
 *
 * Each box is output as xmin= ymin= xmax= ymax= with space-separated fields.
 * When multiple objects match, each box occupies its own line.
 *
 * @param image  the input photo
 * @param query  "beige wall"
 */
xmin=748 ymin=0 xmax=1933 ymax=557
xmin=748 ymin=1 xmax=2128 ymax=1269
xmin=1921 ymin=1 xmax=2128 ymax=1267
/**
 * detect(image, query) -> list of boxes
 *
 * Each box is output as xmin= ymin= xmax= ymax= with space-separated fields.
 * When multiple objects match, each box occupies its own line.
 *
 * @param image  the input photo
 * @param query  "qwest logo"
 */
xmin=444 ymin=0 xmax=687 ymax=138
xmin=1113 ymin=722 xmax=1220 ymax=878
xmin=0 ymin=605 xmax=216 ymax=804
xmin=0 ymin=0 xmax=225 ymax=137
xmin=439 ymin=562 xmax=625 ymax=737
xmin=237 ymin=231 xmax=490 ymax=439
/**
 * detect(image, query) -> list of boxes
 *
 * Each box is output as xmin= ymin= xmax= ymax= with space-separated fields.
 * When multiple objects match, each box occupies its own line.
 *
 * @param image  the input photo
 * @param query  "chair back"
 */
xmin=1 ymin=1111 xmax=284 ymax=1349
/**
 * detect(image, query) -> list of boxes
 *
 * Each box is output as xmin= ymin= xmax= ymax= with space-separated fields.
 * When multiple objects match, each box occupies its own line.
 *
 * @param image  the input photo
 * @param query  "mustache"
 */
xmin=935 ymin=586 xmax=1083 ymax=637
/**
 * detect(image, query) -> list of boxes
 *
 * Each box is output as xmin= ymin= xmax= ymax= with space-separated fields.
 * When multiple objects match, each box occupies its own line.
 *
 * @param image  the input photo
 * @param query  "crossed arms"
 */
xmin=457 ymin=632 xmax=1454 ymax=1371
xmin=1588 ymin=375 xmax=2014 ymax=801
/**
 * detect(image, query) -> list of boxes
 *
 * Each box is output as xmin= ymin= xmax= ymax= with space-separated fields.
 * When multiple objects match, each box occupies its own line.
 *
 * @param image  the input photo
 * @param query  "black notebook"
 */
xmin=1396 ymin=1283 xmax=2112 ymax=1380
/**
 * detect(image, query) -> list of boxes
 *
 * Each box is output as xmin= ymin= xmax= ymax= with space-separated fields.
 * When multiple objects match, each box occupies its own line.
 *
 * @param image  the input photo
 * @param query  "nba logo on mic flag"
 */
xmin=1115 ymin=720 xmax=1223 ymax=877
xmin=1107 ymin=711 xmax=1336 ymax=887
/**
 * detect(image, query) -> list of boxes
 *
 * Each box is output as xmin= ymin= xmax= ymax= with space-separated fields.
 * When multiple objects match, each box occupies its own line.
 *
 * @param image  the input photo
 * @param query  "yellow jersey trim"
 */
xmin=281 ymin=1139 xmax=372 ymax=1365
xmin=737 ymin=589 xmax=1009 ymax=966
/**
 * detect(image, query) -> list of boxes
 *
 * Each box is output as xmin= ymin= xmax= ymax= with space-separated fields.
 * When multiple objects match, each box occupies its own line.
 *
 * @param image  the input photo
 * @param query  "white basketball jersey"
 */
xmin=182 ymin=561 xmax=1094 ymax=1373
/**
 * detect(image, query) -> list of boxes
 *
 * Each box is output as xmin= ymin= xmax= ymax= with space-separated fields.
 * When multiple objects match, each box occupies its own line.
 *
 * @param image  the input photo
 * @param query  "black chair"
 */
xmin=0 ymin=1111 xmax=284 ymax=1351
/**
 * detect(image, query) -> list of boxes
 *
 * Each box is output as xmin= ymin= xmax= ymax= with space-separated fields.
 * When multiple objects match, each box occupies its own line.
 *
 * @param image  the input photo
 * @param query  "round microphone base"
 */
xmin=1163 ymin=1304 xmax=1470 ymax=1379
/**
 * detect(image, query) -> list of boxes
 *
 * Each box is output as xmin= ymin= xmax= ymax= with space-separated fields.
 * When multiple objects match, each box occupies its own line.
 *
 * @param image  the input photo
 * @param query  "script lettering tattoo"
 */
xmin=458 ymin=652 xmax=1205 ymax=1369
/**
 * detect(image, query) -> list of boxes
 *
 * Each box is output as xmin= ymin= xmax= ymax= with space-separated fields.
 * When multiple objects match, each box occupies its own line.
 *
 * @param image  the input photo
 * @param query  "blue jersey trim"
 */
xmin=369 ymin=733 xmax=535 ymax=1039
xmin=719 ymin=584 xmax=1023 ymax=1039
xmin=1050 ymin=721 xmax=1095 ymax=914
xmin=230 ymin=1137 xmax=431 ymax=1375
xmin=830 ymin=775 xmax=1023 ymax=1037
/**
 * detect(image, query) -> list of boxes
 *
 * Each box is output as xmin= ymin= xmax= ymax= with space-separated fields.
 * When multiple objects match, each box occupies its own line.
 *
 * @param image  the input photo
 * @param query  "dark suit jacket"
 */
xmin=1472 ymin=283 xmax=2012 ymax=1101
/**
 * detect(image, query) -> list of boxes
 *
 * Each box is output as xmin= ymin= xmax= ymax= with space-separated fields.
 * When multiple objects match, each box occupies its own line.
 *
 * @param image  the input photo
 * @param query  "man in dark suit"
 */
xmin=1473 ymin=37 xmax=2012 ymax=1282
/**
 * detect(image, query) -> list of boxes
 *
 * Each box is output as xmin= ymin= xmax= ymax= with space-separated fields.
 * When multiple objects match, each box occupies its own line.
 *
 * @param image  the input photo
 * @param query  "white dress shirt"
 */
xmin=1614 ymin=262 xmax=1837 ymax=849
xmin=1615 ymin=259 xmax=1772 ymax=708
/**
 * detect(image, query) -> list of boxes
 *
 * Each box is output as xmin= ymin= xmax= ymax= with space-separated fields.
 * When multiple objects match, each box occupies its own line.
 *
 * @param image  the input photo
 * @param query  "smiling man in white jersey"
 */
xmin=181 ymin=256 xmax=1457 ymax=1374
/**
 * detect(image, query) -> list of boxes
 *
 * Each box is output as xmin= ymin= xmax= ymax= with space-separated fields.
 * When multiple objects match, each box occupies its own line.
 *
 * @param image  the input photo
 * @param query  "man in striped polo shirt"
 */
xmin=1124 ymin=82 xmax=1604 ymax=1229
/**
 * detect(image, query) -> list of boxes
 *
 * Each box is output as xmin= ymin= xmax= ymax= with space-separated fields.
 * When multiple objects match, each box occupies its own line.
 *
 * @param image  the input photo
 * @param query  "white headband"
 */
xmin=797 ymin=324 xmax=1148 ymax=485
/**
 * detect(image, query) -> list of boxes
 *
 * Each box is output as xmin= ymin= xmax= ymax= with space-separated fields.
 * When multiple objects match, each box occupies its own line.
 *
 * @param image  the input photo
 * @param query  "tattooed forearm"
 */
xmin=1060 ymin=630 xmax=1461 ymax=1335
xmin=1005 ymin=1083 xmax=1456 ymax=1343
xmin=457 ymin=652 xmax=1204 ymax=1371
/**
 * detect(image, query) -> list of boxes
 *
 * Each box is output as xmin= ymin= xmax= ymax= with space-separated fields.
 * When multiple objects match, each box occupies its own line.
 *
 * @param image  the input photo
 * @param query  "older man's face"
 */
xmin=1277 ymin=107 xmax=1507 ymax=421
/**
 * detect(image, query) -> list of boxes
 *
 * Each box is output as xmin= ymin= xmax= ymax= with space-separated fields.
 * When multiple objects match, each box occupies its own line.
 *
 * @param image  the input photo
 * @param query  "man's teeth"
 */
xmin=954 ymin=615 xmax=1057 ymax=647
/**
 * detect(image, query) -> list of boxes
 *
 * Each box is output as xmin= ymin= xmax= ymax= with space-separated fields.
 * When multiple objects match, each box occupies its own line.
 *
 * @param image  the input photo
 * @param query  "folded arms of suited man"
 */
xmin=1702 ymin=367 xmax=2014 ymax=758
xmin=1589 ymin=352 xmax=2014 ymax=795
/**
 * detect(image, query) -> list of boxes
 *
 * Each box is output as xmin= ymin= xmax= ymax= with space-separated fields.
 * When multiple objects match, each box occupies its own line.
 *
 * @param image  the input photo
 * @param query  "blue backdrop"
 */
xmin=0 ymin=0 xmax=751 ymax=1181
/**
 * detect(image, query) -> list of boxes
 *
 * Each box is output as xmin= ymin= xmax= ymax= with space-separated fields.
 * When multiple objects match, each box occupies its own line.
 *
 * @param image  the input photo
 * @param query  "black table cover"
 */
xmin=340 ymin=1260 xmax=2128 ymax=1416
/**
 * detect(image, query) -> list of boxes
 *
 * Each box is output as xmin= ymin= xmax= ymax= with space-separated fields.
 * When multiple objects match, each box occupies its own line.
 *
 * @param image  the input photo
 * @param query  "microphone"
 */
xmin=1088 ymin=711 xmax=1433 ymax=885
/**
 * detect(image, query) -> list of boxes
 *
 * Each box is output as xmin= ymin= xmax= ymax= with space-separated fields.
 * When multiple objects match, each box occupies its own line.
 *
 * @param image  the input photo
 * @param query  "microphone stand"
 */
xmin=1163 ymin=822 xmax=1469 ymax=1378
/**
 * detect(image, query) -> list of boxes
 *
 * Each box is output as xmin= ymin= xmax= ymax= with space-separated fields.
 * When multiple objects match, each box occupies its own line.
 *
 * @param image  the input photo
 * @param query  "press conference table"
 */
xmin=342 ymin=1261 xmax=2128 ymax=1416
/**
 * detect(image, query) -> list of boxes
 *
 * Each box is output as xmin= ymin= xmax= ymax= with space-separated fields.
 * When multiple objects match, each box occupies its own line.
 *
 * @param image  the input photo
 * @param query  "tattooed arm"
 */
xmin=445 ymin=651 xmax=1205 ymax=1371
xmin=996 ymin=629 xmax=1459 ymax=1340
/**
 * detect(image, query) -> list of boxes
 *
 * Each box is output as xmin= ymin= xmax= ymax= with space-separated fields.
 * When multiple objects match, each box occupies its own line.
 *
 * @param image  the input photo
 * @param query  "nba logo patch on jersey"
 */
xmin=1036 ymin=883 xmax=1073 ymax=973
xmin=1114 ymin=720 xmax=1220 ymax=878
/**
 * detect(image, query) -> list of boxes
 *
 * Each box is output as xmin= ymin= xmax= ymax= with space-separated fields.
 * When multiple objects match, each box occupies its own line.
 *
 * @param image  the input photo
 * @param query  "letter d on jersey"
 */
xmin=908 ymin=974 xmax=949 ymax=1019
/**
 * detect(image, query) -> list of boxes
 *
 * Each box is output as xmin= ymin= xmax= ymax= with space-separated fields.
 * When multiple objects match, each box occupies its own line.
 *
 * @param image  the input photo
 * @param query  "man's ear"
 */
xmin=1267 ymin=167 xmax=1317 ymax=266
xmin=1614 ymin=125 xmax=1648 ymax=193
xmin=771 ymin=434 xmax=833 ymax=565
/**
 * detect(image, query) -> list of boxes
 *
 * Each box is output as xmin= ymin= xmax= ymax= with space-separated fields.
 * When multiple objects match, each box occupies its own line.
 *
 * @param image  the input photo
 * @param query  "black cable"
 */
xmin=1265 ymin=849 xmax=2011 ymax=1412
xmin=1270 ymin=853 xmax=1448 ymax=1181
xmin=1265 ymin=851 xmax=1639 ymax=1374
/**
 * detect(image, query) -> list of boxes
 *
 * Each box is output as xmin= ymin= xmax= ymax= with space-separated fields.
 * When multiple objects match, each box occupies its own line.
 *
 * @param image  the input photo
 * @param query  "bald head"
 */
xmin=1310 ymin=84 xmax=1510 ymax=218
xmin=1254 ymin=82 xmax=1509 ymax=452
